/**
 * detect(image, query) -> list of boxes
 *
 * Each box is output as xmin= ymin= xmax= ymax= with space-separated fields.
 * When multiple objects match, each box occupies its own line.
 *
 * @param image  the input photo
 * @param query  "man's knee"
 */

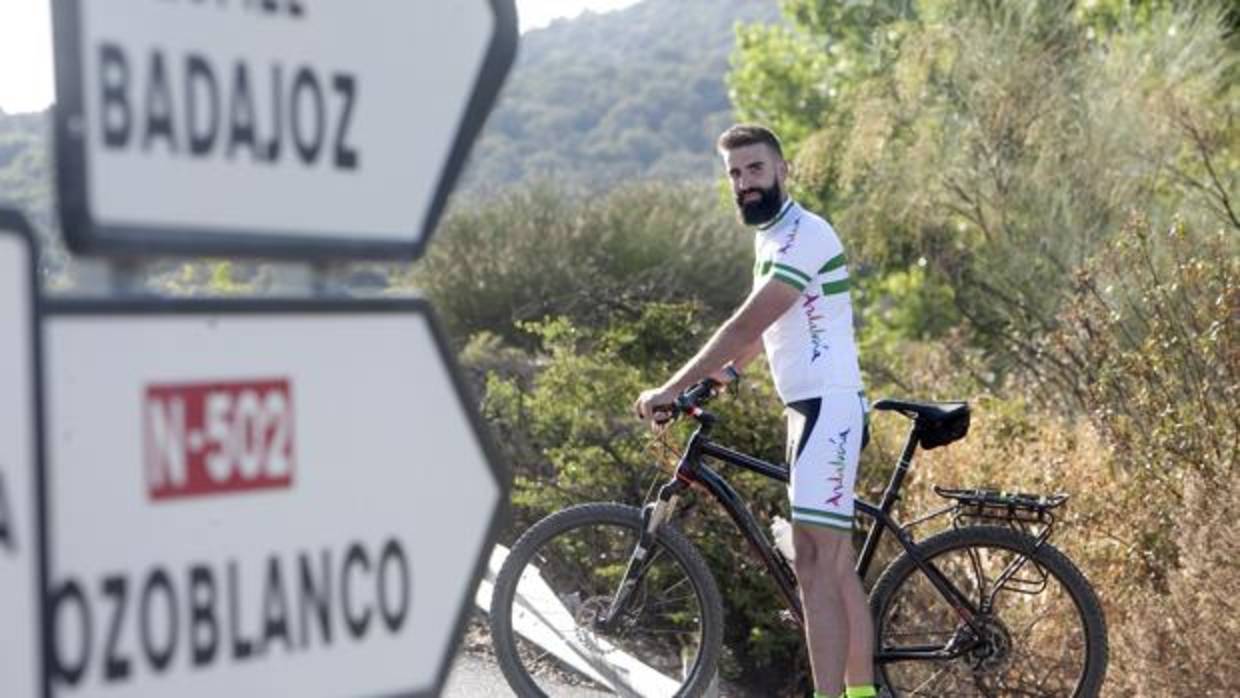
xmin=792 ymin=524 xmax=850 ymax=572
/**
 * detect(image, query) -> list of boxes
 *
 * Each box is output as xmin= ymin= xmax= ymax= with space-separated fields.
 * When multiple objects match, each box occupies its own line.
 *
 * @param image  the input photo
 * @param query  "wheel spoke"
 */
xmin=490 ymin=504 xmax=721 ymax=697
xmin=966 ymin=543 xmax=988 ymax=605
xmin=874 ymin=527 xmax=1104 ymax=698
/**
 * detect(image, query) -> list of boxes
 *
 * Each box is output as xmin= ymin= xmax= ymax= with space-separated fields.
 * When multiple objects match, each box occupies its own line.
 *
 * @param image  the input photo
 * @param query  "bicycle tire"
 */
xmin=869 ymin=525 xmax=1108 ymax=697
xmin=490 ymin=503 xmax=725 ymax=698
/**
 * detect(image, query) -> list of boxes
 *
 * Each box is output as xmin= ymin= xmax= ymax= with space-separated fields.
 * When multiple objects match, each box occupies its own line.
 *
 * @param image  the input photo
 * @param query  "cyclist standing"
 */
xmin=634 ymin=124 xmax=875 ymax=698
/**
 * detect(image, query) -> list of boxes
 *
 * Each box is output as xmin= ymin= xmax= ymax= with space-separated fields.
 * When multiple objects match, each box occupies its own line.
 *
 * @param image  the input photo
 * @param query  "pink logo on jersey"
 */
xmin=802 ymin=293 xmax=827 ymax=362
xmin=777 ymin=218 xmax=801 ymax=255
xmin=824 ymin=427 xmax=850 ymax=507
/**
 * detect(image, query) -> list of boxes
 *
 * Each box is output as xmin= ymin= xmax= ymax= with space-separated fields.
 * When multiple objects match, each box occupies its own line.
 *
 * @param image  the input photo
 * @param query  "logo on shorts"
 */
xmin=824 ymin=427 xmax=849 ymax=507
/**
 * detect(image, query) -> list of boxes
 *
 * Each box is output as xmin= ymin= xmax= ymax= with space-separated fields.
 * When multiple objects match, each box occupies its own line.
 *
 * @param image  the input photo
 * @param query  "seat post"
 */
xmin=877 ymin=421 xmax=920 ymax=515
xmin=857 ymin=421 xmax=920 ymax=576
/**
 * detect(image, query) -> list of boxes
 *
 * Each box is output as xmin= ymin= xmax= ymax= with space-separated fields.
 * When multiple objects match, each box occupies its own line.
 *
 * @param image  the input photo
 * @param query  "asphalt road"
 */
xmin=443 ymin=652 xmax=612 ymax=697
xmin=442 ymin=653 xmax=515 ymax=697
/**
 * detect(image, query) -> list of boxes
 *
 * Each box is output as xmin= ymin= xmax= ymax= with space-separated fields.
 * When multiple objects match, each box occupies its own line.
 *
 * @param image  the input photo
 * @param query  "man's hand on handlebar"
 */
xmin=633 ymin=385 xmax=679 ymax=426
xmin=633 ymin=365 xmax=741 ymax=428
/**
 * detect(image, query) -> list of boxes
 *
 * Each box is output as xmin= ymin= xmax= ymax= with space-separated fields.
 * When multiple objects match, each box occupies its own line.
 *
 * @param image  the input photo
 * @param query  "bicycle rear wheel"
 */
xmin=870 ymin=525 xmax=1107 ymax=697
xmin=490 ymin=503 xmax=724 ymax=698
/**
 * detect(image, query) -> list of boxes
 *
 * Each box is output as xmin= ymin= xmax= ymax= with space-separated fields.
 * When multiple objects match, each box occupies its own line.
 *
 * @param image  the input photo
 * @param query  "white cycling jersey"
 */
xmin=753 ymin=198 xmax=863 ymax=403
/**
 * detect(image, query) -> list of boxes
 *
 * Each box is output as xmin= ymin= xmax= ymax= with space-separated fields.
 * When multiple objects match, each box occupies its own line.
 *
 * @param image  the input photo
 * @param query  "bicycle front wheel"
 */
xmin=870 ymin=525 xmax=1108 ymax=697
xmin=490 ymin=503 xmax=724 ymax=698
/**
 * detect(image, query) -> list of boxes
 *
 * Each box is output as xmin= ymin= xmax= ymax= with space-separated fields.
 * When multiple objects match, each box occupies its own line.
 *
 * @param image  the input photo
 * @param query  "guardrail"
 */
xmin=475 ymin=545 xmax=719 ymax=697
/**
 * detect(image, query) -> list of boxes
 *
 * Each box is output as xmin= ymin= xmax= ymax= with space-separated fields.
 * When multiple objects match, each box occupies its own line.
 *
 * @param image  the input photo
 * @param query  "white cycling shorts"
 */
xmin=785 ymin=388 xmax=867 ymax=532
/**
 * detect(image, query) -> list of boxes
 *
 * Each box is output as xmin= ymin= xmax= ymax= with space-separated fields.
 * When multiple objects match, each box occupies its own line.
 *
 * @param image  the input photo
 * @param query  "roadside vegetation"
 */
xmin=404 ymin=2 xmax=1238 ymax=694
xmin=3 ymin=0 xmax=1234 ymax=694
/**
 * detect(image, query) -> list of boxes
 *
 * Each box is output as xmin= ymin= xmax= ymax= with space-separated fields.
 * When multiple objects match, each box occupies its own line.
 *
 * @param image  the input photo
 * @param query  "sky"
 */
xmin=0 ymin=0 xmax=641 ymax=115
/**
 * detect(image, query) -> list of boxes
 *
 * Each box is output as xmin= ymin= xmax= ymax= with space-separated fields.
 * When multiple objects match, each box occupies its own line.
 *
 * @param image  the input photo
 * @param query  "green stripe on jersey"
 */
xmin=772 ymin=271 xmax=807 ymax=291
xmin=819 ymin=252 xmax=846 ymax=274
xmin=772 ymin=263 xmax=811 ymax=284
xmin=821 ymin=278 xmax=850 ymax=295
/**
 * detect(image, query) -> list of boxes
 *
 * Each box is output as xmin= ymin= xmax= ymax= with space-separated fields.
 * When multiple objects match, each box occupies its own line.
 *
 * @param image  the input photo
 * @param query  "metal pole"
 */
xmin=64 ymin=257 xmax=116 ymax=296
xmin=267 ymin=262 xmax=316 ymax=297
xmin=109 ymin=257 xmax=147 ymax=296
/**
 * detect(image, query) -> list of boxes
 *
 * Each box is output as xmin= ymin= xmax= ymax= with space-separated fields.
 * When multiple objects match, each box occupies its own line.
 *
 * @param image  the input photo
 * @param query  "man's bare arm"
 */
xmin=707 ymin=337 xmax=763 ymax=383
xmin=660 ymin=280 xmax=798 ymax=394
xmin=732 ymin=338 xmax=765 ymax=372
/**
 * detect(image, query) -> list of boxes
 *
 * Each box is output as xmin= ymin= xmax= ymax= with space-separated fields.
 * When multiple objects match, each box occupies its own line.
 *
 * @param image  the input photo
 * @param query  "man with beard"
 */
xmin=634 ymin=124 xmax=874 ymax=698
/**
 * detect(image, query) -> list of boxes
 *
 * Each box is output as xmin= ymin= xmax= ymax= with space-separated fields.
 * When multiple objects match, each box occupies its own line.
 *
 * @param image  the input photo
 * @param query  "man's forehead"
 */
xmin=722 ymin=143 xmax=779 ymax=169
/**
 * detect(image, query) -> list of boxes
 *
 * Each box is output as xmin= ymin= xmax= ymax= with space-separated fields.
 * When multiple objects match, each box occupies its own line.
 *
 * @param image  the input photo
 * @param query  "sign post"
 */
xmin=40 ymin=299 xmax=505 ymax=697
xmin=0 ymin=211 xmax=43 ymax=698
xmin=52 ymin=0 xmax=518 ymax=260
xmin=45 ymin=1 xmax=518 ymax=694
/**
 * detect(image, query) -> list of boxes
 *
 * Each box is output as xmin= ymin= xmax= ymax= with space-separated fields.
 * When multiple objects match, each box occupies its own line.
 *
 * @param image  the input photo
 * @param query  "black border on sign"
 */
xmin=0 ymin=209 xmax=49 ymax=698
xmin=37 ymin=295 xmax=511 ymax=698
xmin=50 ymin=0 xmax=519 ymax=261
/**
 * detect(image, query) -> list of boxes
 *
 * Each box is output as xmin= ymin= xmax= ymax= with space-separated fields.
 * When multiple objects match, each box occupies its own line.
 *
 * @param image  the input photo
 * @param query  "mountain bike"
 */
xmin=490 ymin=379 xmax=1108 ymax=697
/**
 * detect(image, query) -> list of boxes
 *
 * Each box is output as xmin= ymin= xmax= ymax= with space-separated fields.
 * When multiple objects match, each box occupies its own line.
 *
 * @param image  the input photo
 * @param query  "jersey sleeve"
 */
xmin=767 ymin=219 xmax=842 ymax=292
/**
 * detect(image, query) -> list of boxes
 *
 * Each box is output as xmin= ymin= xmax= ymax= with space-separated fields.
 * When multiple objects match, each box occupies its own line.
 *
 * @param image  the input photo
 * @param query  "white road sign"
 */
xmin=0 ymin=211 xmax=41 ymax=698
xmin=51 ymin=0 xmax=517 ymax=259
xmin=40 ymin=299 xmax=507 ymax=697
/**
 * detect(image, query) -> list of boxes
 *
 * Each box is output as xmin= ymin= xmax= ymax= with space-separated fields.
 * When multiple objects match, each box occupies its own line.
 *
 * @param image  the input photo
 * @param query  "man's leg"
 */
xmin=835 ymin=533 xmax=875 ymax=687
xmin=793 ymin=524 xmax=851 ymax=695
xmin=793 ymin=525 xmax=875 ymax=695
xmin=786 ymin=391 xmax=875 ymax=696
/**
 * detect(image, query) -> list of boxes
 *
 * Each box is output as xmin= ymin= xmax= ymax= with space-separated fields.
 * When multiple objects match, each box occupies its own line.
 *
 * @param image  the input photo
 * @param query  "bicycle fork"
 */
xmin=596 ymin=480 xmax=687 ymax=631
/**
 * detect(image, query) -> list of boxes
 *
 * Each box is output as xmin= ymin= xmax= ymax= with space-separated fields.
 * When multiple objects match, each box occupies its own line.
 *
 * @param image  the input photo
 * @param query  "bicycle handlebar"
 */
xmin=653 ymin=378 xmax=723 ymax=425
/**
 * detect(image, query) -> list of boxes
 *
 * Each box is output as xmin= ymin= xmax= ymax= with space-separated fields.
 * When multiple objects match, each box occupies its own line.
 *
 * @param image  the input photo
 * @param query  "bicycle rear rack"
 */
xmin=933 ymin=487 xmax=1070 ymax=599
xmin=935 ymin=486 xmax=1068 ymax=530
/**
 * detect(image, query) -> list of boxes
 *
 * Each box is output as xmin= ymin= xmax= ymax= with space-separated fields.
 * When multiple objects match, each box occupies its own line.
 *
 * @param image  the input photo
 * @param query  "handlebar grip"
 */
xmin=678 ymin=378 xmax=721 ymax=410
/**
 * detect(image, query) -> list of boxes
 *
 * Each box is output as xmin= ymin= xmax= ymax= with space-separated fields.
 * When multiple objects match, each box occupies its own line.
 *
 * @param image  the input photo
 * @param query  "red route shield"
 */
xmin=144 ymin=378 xmax=295 ymax=500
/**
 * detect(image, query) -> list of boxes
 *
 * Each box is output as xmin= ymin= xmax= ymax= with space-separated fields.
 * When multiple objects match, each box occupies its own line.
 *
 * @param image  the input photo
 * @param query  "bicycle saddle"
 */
xmin=873 ymin=399 xmax=971 ymax=449
xmin=871 ymin=398 xmax=968 ymax=423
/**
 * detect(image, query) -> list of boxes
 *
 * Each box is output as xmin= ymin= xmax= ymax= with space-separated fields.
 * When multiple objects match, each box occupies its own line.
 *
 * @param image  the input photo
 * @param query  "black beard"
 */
xmin=736 ymin=182 xmax=783 ymax=226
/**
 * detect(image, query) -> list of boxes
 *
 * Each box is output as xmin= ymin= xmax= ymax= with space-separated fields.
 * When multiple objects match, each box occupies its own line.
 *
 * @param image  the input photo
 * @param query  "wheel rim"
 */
xmin=877 ymin=538 xmax=1092 ymax=697
xmin=500 ymin=517 xmax=710 ymax=697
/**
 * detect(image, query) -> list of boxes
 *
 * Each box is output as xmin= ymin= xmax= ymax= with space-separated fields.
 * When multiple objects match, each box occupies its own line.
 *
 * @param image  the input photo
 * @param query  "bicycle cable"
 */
xmin=640 ymin=424 xmax=681 ymax=504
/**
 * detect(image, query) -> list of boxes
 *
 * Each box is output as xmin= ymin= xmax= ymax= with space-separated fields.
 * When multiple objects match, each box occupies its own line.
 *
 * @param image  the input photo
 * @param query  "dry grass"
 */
xmin=862 ymin=397 xmax=1239 ymax=696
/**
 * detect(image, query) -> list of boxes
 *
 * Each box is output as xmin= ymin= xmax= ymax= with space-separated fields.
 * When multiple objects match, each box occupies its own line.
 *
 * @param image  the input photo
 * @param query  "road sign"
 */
xmin=0 ymin=210 xmax=42 ymax=698
xmin=39 ymin=298 xmax=507 ymax=697
xmin=51 ymin=0 xmax=517 ymax=260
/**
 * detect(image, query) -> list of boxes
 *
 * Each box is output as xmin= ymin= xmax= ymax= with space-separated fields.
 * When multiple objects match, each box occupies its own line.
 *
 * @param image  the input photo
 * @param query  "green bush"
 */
xmin=476 ymin=304 xmax=833 ymax=689
xmin=732 ymin=1 xmax=1238 ymax=389
xmin=396 ymin=183 xmax=752 ymax=348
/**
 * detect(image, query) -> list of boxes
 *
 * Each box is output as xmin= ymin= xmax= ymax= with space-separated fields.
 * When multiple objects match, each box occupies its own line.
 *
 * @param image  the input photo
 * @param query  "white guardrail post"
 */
xmin=476 ymin=545 xmax=719 ymax=697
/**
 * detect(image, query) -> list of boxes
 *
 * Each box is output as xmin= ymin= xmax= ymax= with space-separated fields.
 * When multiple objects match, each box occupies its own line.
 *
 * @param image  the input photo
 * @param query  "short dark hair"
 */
xmin=716 ymin=124 xmax=784 ymax=159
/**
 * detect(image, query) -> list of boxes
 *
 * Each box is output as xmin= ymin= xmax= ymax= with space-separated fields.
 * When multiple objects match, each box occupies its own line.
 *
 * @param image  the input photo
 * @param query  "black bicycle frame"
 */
xmin=663 ymin=419 xmax=987 ymax=663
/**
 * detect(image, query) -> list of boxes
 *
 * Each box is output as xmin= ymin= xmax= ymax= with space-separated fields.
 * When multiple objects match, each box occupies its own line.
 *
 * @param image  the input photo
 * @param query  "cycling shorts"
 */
xmin=785 ymin=388 xmax=868 ymax=532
